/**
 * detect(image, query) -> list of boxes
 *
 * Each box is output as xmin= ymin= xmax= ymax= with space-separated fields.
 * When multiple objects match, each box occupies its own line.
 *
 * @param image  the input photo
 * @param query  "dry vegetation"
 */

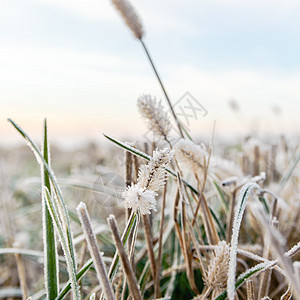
xmin=1 ymin=0 xmax=300 ymax=299
xmin=1 ymin=117 xmax=300 ymax=300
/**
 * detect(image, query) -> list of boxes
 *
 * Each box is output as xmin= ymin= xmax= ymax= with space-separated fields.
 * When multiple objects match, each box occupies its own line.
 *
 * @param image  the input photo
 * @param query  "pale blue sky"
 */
xmin=1 ymin=0 xmax=300 ymax=142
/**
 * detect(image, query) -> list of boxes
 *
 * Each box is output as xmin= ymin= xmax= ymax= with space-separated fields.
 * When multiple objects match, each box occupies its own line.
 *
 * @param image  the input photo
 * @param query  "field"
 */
xmin=1 ymin=0 xmax=300 ymax=299
xmin=1 ymin=116 xmax=300 ymax=299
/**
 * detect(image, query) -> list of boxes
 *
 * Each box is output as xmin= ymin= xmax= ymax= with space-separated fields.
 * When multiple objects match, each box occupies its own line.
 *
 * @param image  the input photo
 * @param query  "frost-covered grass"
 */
xmin=1 ymin=0 xmax=300 ymax=299
xmin=1 ymin=122 xmax=300 ymax=299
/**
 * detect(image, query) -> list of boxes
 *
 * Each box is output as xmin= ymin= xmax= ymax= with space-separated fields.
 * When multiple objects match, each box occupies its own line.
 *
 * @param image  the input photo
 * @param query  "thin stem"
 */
xmin=107 ymin=211 xmax=137 ymax=279
xmin=77 ymin=202 xmax=115 ymax=300
xmin=246 ymin=280 xmax=255 ymax=300
xmin=177 ymin=173 xmax=198 ymax=293
xmin=187 ymin=222 xmax=205 ymax=276
xmin=129 ymin=213 xmax=139 ymax=264
xmin=142 ymin=214 xmax=157 ymax=282
xmin=108 ymin=215 xmax=142 ymax=300
xmin=14 ymin=252 xmax=28 ymax=300
xmin=100 ymin=211 xmax=138 ymax=300
xmin=226 ymin=188 xmax=237 ymax=243
xmin=125 ymin=151 xmax=134 ymax=269
xmin=140 ymin=39 xmax=184 ymax=138
xmin=191 ymin=142 xmax=211 ymax=227
xmin=154 ymin=184 xmax=167 ymax=298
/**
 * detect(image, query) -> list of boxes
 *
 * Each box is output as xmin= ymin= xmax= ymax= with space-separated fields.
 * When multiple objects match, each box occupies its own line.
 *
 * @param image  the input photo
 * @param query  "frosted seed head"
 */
xmin=123 ymin=184 xmax=157 ymax=215
xmin=137 ymin=148 xmax=174 ymax=191
xmin=137 ymin=94 xmax=171 ymax=140
xmin=174 ymin=138 xmax=208 ymax=173
xmin=111 ymin=0 xmax=144 ymax=39
xmin=205 ymin=241 xmax=230 ymax=290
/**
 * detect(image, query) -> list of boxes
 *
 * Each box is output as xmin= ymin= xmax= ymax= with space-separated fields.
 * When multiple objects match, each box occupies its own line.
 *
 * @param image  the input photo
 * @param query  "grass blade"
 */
xmin=43 ymin=188 xmax=79 ymax=299
xmin=42 ymin=119 xmax=58 ymax=299
xmin=214 ymin=261 xmax=275 ymax=300
xmin=217 ymin=238 xmax=300 ymax=300
xmin=8 ymin=119 xmax=79 ymax=300
xmin=56 ymin=259 xmax=93 ymax=300
xmin=227 ymin=183 xmax=260 ymax=300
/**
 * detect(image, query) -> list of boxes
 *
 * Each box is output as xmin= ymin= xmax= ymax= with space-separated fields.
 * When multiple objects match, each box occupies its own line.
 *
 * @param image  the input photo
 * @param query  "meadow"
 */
xmin=1 ymin=0 xmax=300 ymax=299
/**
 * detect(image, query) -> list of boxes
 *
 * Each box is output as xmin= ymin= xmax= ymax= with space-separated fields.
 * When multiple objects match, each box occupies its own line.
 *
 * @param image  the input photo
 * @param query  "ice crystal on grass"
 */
xmin=227 ymin=183 xmax=260 ymax=300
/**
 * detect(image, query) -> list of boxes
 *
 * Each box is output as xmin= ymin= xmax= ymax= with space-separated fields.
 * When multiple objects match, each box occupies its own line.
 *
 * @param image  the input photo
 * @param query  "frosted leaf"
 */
xmin=227 ymin=183 xmax=260 ymax=300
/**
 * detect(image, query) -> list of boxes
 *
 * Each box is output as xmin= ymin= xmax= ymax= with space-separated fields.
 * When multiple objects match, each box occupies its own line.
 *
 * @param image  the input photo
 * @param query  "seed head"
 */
xmin=204 ymin=241 xmax=230 ymax=290
xmin=138 ymin=95 xmax=171 ymax=141
xmin=111 ymin=0 xmax=144 ymax=39
xmin=138 ymin=148 xmax=174 ymax=192
xmin=122 ymin=148 xmax=174 ymax=214
xmin=174 ymin=138 xmax=208 ymax=173
xmin=123 ymin=184 xmax=157 ymax=215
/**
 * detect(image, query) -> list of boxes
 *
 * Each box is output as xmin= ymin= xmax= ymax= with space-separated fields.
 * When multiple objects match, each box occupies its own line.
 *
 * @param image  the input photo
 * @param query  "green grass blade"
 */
xmin=56 ymin=259 xmax=93 ymax=300
xmin=104 ymin=134 xmax=151 ymax=161
xmin=43 ymin=188 xmax=79 ymax=300
xmin=180 ymin=123 xmax=193 ymax=141
xmin=8 ymin=119 xmax=79 ymax=300
xmin=42 ymin=119 xmax=58 ymax=299
xmin=258 ymin=196 xmax=270 ymax=214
